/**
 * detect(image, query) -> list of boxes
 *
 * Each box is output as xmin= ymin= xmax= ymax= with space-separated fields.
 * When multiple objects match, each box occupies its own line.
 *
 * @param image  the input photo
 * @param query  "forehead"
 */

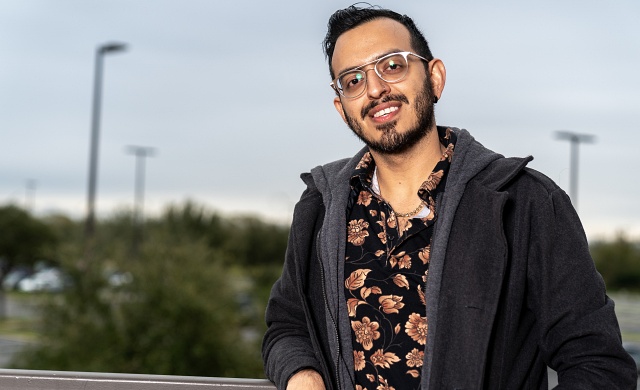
xmin=332 ymin=18 xmax=413 ymax=76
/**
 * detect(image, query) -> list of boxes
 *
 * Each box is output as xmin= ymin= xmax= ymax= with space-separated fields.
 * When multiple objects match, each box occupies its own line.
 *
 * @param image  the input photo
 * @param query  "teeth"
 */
xmin=373 ymin=106 xmax=398 ymax=118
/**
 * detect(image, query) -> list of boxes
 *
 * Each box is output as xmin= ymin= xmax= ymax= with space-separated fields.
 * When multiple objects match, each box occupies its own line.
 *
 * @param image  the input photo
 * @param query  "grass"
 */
xmin=0 ymin=317 xmax=38 ymax=342
xmin=0 ymin=291 xmax=42 ymax=342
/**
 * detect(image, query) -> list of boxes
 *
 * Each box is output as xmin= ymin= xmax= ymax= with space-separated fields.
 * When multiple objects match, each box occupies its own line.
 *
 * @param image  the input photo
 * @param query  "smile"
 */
xmin=373 ymin=106 xmax=399 ymax=118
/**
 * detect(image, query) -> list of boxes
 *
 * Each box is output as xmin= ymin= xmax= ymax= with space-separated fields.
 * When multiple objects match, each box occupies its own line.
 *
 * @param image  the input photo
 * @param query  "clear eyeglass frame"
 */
xmin=330 ymin=51 xmax=429 ymax=98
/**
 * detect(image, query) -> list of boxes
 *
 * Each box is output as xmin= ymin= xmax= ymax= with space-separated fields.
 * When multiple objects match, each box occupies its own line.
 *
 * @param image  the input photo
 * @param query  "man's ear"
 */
xmin=333 ymin=96 xmax=348 ymax=124
xmin=429 ymin=59 xmax=446 ymax=101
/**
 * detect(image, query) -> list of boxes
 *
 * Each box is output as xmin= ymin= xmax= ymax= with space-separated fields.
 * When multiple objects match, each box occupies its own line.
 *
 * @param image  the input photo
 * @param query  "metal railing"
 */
xmin=0 ymin=369 xmax=276 ymax=390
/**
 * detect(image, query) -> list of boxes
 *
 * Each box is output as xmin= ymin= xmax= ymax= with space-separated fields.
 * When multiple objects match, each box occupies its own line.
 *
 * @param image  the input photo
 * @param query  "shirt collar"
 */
xmin=350 ymin=127 xmax=457 ymax=194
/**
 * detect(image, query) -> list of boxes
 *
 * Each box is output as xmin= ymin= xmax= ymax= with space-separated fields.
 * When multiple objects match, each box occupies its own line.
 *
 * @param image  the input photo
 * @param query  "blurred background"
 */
xmin=0 ymin=0 xmax=639 ymax=383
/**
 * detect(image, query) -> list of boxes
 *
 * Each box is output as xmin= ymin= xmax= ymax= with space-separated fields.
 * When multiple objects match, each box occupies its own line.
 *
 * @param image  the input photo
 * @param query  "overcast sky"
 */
xmin=1 ymin=0 xmax=639 ymax=239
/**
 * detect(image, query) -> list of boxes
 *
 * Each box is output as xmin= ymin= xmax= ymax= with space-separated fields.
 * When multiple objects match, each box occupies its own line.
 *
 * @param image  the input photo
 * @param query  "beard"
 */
xmin=343 ymin=76 xmax=436 ymax=155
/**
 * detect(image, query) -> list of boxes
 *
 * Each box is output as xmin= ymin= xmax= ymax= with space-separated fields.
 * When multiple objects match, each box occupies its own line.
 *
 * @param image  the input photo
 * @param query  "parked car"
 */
xmin=106 ymin=271 xmax=133 ymax=287
xmin=2 ymin=266 xmax=33 ymax=290
xmin=17 ymin=267 xmax=67 ymax=293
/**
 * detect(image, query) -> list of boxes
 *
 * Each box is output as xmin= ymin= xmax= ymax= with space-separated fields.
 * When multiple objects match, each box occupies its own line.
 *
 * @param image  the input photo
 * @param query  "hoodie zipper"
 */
xmin=421 ymin=193 xmax=444 ymax=390
xmin=318 ymin=230 xmax=342 ymax=390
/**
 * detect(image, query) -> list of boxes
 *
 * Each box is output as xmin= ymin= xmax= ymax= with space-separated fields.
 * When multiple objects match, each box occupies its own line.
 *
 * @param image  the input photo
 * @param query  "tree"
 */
xmin=591 ymin=233 xmax=640 ymax=292
xmin=0 ymin=205 xmax=58 ymax=318
xmin=14 ymin=236 xmax=263 ymax=377
xmin=0 ymin=205 xmax=57 ymax=273
xmin=12 ymin=202 xmax=289 ymax=378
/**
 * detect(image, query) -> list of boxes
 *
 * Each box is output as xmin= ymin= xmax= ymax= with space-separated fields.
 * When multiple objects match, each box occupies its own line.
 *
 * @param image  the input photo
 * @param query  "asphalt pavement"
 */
xmin=0 ymin=337 xmax=27 ymax=367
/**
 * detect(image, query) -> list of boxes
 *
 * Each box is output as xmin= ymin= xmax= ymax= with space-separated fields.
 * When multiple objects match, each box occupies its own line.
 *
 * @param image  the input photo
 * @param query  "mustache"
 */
xmin=361 ymin=94 xmax=410 ymax=120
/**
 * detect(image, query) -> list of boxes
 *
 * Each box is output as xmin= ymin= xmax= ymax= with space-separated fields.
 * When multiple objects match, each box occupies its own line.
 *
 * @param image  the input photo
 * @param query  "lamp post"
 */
xmin=25 ymin=179 xmax=36 ymax=212
xmin=126 ymin=145 xmax=155 ymax=254
xmin=84 ymin=42 xmax=128 ymax=248
xmin=555 ymin=130 xmax=595 ymax=211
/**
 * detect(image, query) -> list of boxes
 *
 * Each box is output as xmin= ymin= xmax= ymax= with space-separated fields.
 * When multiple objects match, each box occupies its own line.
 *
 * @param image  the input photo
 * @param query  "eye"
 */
xmin=341 ymin=72 xmax=365 ymax=91
xmin=379 ymin=56 xmax=406 ymax=76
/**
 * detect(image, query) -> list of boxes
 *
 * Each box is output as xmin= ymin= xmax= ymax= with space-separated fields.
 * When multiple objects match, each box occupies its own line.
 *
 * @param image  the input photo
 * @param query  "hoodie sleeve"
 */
xmin=262 ymin=186 xmax=327 ymax=390
xmin=531 ymin=186 xmax=638 ymax=388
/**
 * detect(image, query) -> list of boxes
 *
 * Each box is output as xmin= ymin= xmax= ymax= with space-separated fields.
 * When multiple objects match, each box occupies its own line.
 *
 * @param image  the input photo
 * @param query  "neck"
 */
xmin=371 ymin=127 xmax=443 ymax=212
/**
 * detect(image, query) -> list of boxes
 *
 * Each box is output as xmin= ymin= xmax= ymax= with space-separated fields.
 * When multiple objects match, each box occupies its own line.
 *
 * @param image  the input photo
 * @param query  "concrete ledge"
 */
xmin=0 ymin=369 xmax=276 ymax=390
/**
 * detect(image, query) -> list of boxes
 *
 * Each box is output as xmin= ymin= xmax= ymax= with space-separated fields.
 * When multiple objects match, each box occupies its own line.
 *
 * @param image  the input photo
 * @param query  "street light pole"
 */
xmin=126 ymin=146 xmax=155 ymax=254
xmin=84 ymin=42 xmax=127 ymax=251
xmin=25 ymin=179 xmax=36 ymax=212
xmin=555 ymin=130 xmax=596 ymax=210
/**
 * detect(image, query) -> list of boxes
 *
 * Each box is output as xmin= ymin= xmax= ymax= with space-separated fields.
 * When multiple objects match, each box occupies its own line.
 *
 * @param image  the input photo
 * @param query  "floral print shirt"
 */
xmin=344 ymin=128 xmax=456 ymax=390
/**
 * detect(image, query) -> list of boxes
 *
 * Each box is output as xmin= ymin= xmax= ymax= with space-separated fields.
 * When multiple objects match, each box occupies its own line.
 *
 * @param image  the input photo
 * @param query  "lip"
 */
xmin=367 ymin=102 xmax=401 ymax=123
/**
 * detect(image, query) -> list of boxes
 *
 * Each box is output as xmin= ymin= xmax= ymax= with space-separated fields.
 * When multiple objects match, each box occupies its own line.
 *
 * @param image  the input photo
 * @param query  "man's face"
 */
xmin=331 ymin=18 xmax=440 ymax=155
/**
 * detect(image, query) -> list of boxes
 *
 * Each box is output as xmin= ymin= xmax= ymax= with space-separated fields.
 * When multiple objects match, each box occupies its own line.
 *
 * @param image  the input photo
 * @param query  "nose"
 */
xmin=364 ymin=68 xmax=389 ymax=99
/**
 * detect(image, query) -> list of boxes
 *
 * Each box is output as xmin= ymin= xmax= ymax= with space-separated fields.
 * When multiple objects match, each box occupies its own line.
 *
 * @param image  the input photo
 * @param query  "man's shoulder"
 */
xmin=319 ymin=156 xmax=354 ymax=176
xmin=474 ymin=156 xmax=570 ymax=212
xmin=302 ymin=147 xmax=369 ymax=190
xmin=317 ymin=147 xmax=369 ymax=177
xmin=474 ymin=156 xmax=562 ymax=196
xmin=518 ymin=166 xmax=564 ymax=194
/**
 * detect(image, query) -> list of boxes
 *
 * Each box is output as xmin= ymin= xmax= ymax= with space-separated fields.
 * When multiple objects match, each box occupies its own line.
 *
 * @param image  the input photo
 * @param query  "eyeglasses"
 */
xmin=330 ymin=51 xmax=429 ymax=98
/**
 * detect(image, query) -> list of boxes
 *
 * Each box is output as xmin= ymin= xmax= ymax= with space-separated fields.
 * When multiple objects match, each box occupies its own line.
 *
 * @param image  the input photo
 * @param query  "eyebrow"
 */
xmin=335 ymin=48 xmax=405 ymax=77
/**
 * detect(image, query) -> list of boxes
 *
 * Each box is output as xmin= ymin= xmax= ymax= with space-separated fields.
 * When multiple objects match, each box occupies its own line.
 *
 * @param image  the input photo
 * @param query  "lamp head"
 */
xmin=555 ymin=130 xmax=596 ymax=143
xmin=99 ymin=42 xmax=127 ymax=54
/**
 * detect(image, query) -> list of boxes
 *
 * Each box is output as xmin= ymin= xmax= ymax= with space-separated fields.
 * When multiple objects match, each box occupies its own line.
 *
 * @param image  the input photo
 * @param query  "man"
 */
xmin=262 ymin=5 xmax=637 ymax=389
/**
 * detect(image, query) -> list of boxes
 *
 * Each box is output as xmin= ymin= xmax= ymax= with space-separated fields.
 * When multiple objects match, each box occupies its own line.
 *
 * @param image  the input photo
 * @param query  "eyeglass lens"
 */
xmin=338 ymin=53 xmax=409 ymax=97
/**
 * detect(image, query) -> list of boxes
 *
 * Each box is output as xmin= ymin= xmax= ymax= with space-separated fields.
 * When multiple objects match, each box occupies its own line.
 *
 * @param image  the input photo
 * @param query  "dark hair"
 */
xmin=323 ymin=4 xmax=434 ymax=79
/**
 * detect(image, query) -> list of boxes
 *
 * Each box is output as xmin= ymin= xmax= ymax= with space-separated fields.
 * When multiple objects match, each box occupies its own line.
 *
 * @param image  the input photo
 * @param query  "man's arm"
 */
xmin=531 ymin=187 xmax=638 ymax=388
xmin=286 ymin=369 xmax=326 ymax=390
xmin=262 ymin=187 xmax=328 ymax=390
xmin=262 ymin=238 xmax=324 ymax=389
